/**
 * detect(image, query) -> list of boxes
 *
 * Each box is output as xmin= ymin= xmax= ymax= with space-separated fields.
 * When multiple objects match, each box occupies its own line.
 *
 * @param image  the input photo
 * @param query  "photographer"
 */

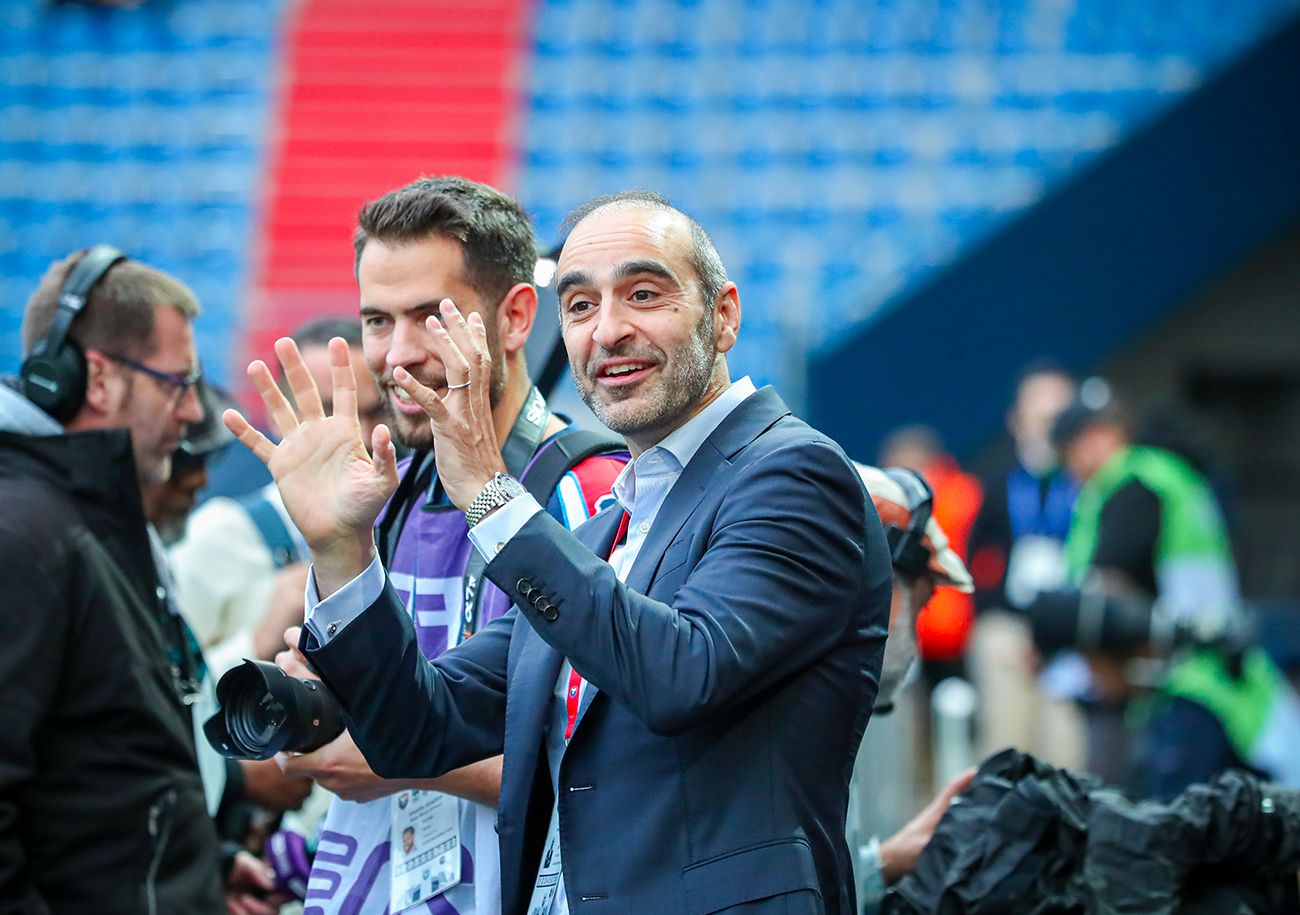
xmin=1039 ymin=395 xmax=1300 ymax=798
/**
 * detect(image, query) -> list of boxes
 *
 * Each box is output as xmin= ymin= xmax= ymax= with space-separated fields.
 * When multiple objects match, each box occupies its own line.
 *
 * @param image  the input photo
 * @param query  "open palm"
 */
xmin=223 ymin=337 xmax=398 ymax=585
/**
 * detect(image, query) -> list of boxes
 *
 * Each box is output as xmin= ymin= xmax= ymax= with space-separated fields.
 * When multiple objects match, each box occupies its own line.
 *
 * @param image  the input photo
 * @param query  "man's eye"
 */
xmin=631 ymin=289 xmax=655 ymax=303
xmin=566 ymin=299 xmax=594 ymax=315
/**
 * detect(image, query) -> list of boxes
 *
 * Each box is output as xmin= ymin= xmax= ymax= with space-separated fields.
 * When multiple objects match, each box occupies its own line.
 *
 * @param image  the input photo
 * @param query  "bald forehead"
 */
xmin=556 ymin=207 xmax=699 ymax=302
xmin=564 ymin=205 xmax=689 ymax=255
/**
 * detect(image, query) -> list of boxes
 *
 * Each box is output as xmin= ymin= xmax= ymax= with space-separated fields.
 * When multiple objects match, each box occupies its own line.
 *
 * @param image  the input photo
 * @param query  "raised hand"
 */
xmin=223 ymin=337 xmax=399 ymax=596
xmin=392 ymin=299 xmax=507 ymax=510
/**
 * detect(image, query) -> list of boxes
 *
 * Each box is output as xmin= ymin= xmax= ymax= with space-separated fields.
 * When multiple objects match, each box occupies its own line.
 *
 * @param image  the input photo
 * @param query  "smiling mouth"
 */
xmin=598 ymin=362 xmax=654 ymax=385
xmin=388 ymin=384 xmax=438 ymax=414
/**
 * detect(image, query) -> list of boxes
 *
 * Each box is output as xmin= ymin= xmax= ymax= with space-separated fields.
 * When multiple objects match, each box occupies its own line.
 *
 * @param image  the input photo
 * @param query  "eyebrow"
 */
xmin=555 ymin=270 xmax=592 ymax=300
xmin=359 ymin=302 xmax=444 ymax=319
xmin=555 ymin=260 xmax=679 ymax=299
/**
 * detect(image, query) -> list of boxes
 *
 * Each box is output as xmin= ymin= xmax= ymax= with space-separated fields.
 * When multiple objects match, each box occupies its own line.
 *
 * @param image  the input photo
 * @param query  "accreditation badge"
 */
xmin=389 ymin=789 xmax=461 ymax=913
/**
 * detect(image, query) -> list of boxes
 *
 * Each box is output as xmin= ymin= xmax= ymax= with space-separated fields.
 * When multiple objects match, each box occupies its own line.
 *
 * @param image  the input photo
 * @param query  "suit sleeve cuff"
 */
xmin=468 ymin=494 xmax=543 ymax=562
xmin=304 ymin=554 xmax=387 ymax=645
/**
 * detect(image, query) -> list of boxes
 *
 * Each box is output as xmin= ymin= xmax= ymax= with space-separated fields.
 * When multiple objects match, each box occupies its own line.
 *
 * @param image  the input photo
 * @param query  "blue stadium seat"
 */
xmin=0 ymin=0 xmax=285 ymax=377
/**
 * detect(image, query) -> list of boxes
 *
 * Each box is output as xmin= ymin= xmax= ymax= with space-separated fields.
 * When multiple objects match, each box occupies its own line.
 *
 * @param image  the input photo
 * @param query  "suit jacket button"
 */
xmin=517 ymin=579 xmax=532 ymax=595
xmin=543 ymin=604 xmax=559 ymax=622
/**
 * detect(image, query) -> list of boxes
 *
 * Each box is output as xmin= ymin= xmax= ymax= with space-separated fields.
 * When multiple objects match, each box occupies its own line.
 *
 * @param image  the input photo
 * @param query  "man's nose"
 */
xmin=591 ymin=300 xmax=633 ymax=350
xmin=176 ymin=383 xmax=204 ymax=423
xmin=387 ymin=316 xmax=430 ymax=369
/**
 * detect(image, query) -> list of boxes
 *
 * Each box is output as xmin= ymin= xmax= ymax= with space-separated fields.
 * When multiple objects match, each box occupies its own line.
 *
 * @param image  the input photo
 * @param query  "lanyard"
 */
xmin=532 ymin=509 xmax=630 ymax=915
xmin=563 ymin=510 xmax=629 ymax=740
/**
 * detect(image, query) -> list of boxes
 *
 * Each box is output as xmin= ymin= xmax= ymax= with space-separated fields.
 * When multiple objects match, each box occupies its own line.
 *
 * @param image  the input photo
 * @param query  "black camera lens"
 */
xmin=1026 ymin=588 xmax=1157 ymax=656
xmin=204 ymin=660 xmax=345 ymax=760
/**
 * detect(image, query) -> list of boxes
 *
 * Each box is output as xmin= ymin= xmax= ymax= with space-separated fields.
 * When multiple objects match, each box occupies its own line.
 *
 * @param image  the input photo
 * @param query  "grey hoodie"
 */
xmin=0 ymin=375 xmax=64 ymax=436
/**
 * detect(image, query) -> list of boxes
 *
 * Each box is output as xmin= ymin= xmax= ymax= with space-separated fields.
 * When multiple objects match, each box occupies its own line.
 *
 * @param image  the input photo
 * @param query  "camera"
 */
xmin=203 ymin=660 xmax=345 ymax=760
xmin=1026 ymin=587 xmax=1167 ymax=656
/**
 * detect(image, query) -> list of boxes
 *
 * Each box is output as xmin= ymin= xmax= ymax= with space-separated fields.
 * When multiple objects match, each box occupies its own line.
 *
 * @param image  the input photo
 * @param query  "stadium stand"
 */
xmin=517 ymin=0 xmax=1300 ymax=401
xmin=249 ymin=0 xmax=529 ymax=375
xmin=2 ymin=0 xmax=1298 ymax=405
xmin=0 ymin=0 xmax=284 ymax=384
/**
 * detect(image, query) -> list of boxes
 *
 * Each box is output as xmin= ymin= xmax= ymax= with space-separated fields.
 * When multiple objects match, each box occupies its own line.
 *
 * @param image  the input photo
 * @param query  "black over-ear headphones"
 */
xmin=880 ymin=467 xmax=935 ymax=580
xmin=20 ymin=245 xmax=129 ymax=423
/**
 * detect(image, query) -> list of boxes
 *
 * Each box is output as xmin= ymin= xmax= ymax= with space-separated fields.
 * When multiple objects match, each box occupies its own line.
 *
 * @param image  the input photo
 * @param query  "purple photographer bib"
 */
xmin=303 ymin=461 xmax=511 ymax=915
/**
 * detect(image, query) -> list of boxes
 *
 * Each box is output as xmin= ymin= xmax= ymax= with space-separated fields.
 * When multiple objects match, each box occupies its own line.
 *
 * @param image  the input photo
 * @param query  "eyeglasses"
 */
xmin=103 ymin=352 xmax=203 ymax=401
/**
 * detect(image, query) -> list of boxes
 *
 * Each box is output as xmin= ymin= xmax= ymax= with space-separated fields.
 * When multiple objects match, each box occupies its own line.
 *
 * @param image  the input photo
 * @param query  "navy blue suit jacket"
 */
xmin=303 ymin=387 xmax=891 ymax=915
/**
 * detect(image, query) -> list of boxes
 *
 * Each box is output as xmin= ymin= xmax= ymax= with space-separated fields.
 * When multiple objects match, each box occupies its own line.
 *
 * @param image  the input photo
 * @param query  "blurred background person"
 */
xmin=965 ymin=361 xmax=1086 ymax=769
xmin=141 ymin=379 xmax=239 ymax=545
xmin=142 ymin=388 xmax=314 ymax=912
xmin=1034 ymin=390 xmax=1300 ymax=798
xmin=845 ymin=464 xmax=976 ymax=913
xmin=878 ymin=424 xmax=983 ymax=682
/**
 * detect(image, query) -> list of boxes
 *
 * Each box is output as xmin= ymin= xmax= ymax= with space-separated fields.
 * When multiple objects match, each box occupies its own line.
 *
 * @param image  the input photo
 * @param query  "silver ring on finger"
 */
xmin=447 ymin=380 xmax=471 ymax=390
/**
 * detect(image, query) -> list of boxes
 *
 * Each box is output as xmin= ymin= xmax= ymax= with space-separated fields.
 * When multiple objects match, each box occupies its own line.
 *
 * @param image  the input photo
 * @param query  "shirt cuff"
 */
xmin=304 ymin=554 xmax=387 ymax=645
xmin=467 ymin=494 xmax=543 ymax=562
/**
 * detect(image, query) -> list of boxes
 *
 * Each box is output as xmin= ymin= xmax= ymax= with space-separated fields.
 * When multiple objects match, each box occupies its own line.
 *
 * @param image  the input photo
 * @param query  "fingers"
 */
xmin=465 ymin=311 xmax=494 ymax=419
xmin=940 ymin=767 xmax=977 ymax=802
xmin=432 ymin=298 xmax=492 ymax=390
xmin=276 ymin=749 xmax=315 ymax=778
xmin=326 ymin=336 xmax=357 ymax=421
xmin=274 ymin=337 xmax=326 ymax=422
xmin=223 ymin=408 xmax=277 ymax=464
xmin=370 ymin=422 xmax=400 ymax=490
xmin=275 ymin=631 xmax=317 ymax=681
xmin=427 ymin=304 xmax=472 ymax=389
xmin=247 ymin=356 xmax=300 ymax=438
xmin=393 ymin=365 xmax=447 ymax=422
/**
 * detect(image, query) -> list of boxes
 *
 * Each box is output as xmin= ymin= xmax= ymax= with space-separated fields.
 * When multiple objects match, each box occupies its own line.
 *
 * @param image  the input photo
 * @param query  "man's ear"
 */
xmin=67 ymin=350 xmax=125 ymax=428
xmin=712 ymin=283 xmax=741 ymax=355
xmin=496 ymin=282 xmax=538 ymax=357
xmin=81 ymin=350 xmax=118 ymax=414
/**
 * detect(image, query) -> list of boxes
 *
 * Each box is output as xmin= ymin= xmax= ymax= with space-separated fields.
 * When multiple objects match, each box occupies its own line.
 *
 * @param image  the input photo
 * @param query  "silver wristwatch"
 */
xmin=464 ymin=473 xmax=528 ymax=528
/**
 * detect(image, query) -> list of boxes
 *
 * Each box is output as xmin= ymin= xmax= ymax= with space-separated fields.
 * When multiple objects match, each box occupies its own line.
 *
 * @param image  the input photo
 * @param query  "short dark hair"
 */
xmin=353 ymin=176 xmax=537 ymax=311
xmin=1051 ymin=399 xmax=1129 ymax=449
xmin=292 ymin=315 xmax=363 ymax=350
xmin=560 ymin=191 xmax=729 ymax=307
xmin=22 ymin=250 xmax=200 ymax=361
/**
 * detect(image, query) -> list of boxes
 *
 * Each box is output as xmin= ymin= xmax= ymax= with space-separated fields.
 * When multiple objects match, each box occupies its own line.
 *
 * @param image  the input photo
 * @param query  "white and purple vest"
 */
xmin=304 ymin=440 xmax=625 ymax=915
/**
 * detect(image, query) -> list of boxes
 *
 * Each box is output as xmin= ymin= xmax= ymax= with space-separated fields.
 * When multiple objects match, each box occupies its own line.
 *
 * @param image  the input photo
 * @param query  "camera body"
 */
xmin=204 ymin=659 xmax=345 ymax=760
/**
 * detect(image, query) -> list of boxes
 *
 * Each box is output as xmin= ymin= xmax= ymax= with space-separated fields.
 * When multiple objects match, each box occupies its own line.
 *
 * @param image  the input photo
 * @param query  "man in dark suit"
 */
xmin=226 ymin=191 xmax=891 ymax=915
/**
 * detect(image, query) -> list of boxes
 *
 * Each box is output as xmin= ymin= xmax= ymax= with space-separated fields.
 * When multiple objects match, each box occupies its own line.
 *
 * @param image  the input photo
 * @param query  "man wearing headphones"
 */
xmin=0 ymin=248 xmax=258 ymax=913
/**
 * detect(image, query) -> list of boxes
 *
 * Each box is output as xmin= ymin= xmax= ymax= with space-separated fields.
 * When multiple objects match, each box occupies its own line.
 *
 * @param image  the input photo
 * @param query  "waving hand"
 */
xmin=223 ymin=337 xmax=399 ymax=596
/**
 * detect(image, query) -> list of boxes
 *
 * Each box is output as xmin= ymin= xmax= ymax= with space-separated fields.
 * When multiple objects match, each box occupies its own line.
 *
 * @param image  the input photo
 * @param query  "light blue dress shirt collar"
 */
xmin=611 ymin=376 xmax=757 ymax=516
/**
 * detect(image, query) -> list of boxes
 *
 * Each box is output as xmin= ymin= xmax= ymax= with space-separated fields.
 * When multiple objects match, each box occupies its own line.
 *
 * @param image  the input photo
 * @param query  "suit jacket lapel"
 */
xmin=625 ymin=387 xmax=790 ymax=594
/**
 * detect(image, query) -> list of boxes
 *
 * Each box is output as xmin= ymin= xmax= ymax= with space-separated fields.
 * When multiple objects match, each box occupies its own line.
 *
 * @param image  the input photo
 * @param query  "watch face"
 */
xmin=497 ymin=473 xmax=527 ymax=499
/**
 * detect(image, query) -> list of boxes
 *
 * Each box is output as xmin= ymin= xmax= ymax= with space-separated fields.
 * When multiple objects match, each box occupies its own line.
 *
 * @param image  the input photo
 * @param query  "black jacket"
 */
xmin=0 ymin=426 xmax=224 ymax=914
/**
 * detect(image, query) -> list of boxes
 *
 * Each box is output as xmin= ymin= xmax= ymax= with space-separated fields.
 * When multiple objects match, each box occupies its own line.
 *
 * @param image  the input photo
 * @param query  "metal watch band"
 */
xmin=465 ymin=473 xmax=524 ymax=528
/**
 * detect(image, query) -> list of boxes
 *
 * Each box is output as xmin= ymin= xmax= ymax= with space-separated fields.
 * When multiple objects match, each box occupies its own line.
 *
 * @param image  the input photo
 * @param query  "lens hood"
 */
xmin=204 ymin=659 xmax=344 ymax=760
